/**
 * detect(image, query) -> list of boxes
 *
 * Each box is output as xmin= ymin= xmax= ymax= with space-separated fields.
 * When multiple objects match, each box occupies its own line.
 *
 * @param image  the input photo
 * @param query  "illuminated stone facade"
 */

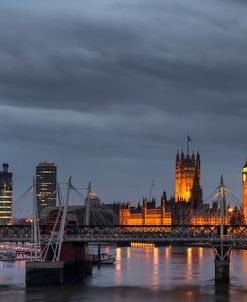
xmin=118 ymin=148 xmax=243 ymax=226
xmin=191 ymin=216 xmax=231 ymax=225
xmin=191 ymin=200 xmax=232 ymax=225
xmin=0 ymin=163 xmax=13 ymax=225
xmin=119 ymin=197 xmax=171 ymax=225
xmin=175 ymin=151 xmax=200 ymax=202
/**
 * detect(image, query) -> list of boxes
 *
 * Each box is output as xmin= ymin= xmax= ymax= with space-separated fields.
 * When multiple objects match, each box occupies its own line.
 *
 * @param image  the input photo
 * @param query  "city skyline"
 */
xmin=1 ymin=1 xmax=247 ymax=297
xmin=4 ymin=148 xmax=246 ymax=208
xmin=0 ymin=0 xmax=246 ymax=204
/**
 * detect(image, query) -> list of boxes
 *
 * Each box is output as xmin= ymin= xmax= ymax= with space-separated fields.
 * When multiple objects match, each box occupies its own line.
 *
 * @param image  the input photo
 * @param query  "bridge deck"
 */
xmin=0 ymin=225 xmax=247 ymax=243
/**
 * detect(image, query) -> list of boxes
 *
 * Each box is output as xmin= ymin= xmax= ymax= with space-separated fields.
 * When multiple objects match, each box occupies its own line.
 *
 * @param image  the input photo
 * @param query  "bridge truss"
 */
xmin=1 ymin=224 xmax=247 ymax=244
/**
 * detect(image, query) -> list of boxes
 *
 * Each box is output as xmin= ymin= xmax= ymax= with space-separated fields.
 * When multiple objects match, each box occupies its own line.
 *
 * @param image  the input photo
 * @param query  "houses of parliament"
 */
xmin=118 ymin=147 xmax=247 ymax=226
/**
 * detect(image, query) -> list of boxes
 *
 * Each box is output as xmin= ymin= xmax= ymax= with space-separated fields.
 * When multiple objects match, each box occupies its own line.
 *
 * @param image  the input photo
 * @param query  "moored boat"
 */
xmin=0 ymin=250 xmax=16 ymax=261
xmin=91 ymin=253 xmax=115 ymax=264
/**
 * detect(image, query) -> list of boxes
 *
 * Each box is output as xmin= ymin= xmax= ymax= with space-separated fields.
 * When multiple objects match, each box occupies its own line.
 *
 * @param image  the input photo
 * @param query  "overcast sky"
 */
xmin=0 ymin=0 xmax=246 ymax=207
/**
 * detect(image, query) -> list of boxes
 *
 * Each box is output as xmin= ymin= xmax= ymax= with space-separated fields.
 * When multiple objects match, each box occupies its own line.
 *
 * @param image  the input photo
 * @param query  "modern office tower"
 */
xmin=0 ymin=163 xmax=13 ymax=225
xmin=36 ymin=162 xmax=57 ymax=216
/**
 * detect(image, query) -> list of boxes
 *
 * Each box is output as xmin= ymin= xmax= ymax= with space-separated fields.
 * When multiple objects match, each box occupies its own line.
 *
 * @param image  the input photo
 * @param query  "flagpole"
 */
xmin=187 ymin=133 xmax=191 ymax=155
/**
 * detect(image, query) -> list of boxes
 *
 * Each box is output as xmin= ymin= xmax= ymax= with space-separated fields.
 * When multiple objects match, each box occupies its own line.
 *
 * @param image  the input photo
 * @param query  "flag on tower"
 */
xmin=187 ymin=134 xmax=192 ymax=155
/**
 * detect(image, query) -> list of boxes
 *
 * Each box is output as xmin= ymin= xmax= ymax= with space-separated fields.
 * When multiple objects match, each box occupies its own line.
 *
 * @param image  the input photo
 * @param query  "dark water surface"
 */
xmin=1 ymin=245 xmax=247 ymax=301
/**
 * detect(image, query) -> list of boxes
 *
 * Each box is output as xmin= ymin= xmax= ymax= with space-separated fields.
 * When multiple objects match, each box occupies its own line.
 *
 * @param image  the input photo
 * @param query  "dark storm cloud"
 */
xmin=1 ymin=0 xmax=247 ymax=114
xmin=0 ymin=0 xmax=246 ymax=202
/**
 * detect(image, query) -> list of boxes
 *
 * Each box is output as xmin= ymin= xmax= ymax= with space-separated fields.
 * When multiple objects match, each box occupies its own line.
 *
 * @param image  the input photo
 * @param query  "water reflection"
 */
xmin=198 ymin=247 xmax=203 ymax=267
xmin=152 ymin=248 xmax=159 ymax=290
xmin=115 ymin=247 xmax=122 ymax=286
xmin=187 ymin=247 xmax=193 ymax=281
xmin=127 ymin=247 xmax=131 ymax=259
xmin=0 ymin=260 xmax=25 ymax=285
xmin=2 ymin=246 xmax=247 ymax=301
xmin=165 ymin=245 xmax=171 ymax=259
xmin=105 ymin=246 xmax=110 ymax=254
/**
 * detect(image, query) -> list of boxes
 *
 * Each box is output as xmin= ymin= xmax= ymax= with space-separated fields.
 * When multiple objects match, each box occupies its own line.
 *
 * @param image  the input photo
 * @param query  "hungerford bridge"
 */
xmin=5 ymin=176 xmax=247 ymax=284
xmin=2 ymin=224 xmax=247 ymax=244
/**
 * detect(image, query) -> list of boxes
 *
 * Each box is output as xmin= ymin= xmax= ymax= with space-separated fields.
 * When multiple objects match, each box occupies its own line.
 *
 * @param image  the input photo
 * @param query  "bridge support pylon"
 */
xmin=213 ymin=241 xmax=232 ymax=283
xmin=212 ymin=178 xmax=232 ymax=283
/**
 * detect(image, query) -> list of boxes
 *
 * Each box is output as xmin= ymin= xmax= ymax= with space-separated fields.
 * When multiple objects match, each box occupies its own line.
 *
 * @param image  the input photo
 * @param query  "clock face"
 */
xmin=243 ymin=174 xmax=247 ymax=182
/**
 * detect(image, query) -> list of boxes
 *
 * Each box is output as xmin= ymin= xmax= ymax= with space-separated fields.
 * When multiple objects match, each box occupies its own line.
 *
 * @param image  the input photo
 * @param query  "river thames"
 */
xmin=1 ymin=245 xmax=247 ymax=301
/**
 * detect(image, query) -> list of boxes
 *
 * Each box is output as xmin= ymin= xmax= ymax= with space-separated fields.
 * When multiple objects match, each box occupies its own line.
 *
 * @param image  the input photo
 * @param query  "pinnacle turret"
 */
xmin=193 ymin=168 xmax=200 ymax=186
xmin=162 ymin=190 xmax=167 ymax=202
xmin=244 ymin=160 xmax=247 ymax=168
xmin=181 ymin=150 xmax=184 ymax=161
xmin=191 ymin=152 xmax=195 ymax=162
xmin=196 ymin=151 xmax=200 ymax=161
xmin=220 ymin=175 xmax=224 ymax=186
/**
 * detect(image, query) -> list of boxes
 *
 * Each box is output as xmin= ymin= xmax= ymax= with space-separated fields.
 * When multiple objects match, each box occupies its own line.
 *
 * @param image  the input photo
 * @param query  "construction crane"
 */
xmin=148 ymin=178 xmax=155 ymax=202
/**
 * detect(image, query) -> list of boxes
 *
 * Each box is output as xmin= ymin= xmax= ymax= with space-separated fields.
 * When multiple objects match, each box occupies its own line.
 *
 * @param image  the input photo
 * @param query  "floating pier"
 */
xmin=26 ymin=261 xmax=64 ymax=286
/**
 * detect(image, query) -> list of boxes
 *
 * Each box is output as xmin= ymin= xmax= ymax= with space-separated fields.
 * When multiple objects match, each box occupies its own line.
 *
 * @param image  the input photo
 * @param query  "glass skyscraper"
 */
xmin=0 ymin=163 xmax=13 ymax=225
xmin=36 ymin=162 xmax=57 ymax=216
